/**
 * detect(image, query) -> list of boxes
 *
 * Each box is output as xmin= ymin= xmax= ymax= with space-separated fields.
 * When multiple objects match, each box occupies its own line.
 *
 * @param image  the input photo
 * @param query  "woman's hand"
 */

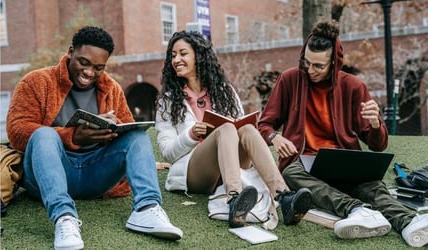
xmin=191 ymin=121 xmax=215 ymax=139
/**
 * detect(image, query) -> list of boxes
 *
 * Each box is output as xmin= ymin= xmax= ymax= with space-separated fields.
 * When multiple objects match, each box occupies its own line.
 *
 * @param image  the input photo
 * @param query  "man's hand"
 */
xmin=72 ymin=123 xmax=118 ymax=146
xmin=191 ymin=121 xmax=215 ymax=139
xmin=271 ymin=134 xmax=298 ymax=159
xmin=361 ymin=100 xmax=380 ymax=129
xmin=99 ymin=110 xmax=118 ymax=124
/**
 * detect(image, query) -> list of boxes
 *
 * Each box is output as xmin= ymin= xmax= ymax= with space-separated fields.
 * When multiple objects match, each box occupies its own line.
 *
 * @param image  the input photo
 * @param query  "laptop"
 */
xmin=300 ymin=148 xmax=394 ymax=186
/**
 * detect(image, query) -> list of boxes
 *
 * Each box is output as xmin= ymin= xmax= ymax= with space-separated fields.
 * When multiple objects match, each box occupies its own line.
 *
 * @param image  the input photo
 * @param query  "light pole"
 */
xmin=362 ymin=0 xmax=409 ymax=135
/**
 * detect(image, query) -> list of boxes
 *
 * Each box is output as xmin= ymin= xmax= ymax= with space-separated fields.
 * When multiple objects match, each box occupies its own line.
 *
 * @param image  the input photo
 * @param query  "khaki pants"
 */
xmin=283 ymin=161 xmax=416 ymax=232
xmin=187 ymin=123 xmax=287 ymax=198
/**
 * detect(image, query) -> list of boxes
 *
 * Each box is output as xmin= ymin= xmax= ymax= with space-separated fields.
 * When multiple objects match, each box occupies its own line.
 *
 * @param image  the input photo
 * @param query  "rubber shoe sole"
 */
xmin=54 ymin=242 xmax=84 ymax=250
xmin=282 ymin=188 xmax=312 ymax=225
xmin=126 ymin=222 xmax=183 ymax=241
xmin=229 ymin=186 xmax=258 ymax=228
xmin=334 ymin=223 xmax=391 ymax=239
xmin=402 ymin=223 xmax=428 ymax=247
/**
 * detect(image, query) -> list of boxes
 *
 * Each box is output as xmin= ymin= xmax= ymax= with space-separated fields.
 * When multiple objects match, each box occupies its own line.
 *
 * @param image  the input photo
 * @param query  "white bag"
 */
xmin=207 ymin=167 xmax=278 ymax=230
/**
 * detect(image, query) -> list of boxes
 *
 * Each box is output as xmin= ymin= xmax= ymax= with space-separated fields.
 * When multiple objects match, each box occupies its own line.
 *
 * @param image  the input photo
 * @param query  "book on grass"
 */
xmin=228 ymin=225 xmax=278 ymax=244
xmin=65 ymin=109 xmax=154 ymax=133
xmin=202 ymin=110 xmax=260 ymax=136
xmin=389 ymin=188 xmax=428 ymax=213
xmin=302 ymin=208 xmax=342 ymax=229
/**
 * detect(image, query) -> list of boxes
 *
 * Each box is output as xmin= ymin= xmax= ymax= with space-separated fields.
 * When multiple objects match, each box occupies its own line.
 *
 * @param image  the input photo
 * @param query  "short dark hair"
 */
xmin=72 ymin=26 xmax=115 ymax=55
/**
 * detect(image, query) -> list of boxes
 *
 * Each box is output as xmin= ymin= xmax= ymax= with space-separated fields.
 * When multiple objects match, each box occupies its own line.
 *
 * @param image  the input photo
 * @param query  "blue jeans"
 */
xmin=23 ymin=127 xmax=162 ymax=222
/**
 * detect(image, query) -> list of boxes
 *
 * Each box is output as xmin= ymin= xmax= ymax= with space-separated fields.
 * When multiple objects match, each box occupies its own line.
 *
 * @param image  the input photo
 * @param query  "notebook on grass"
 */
xmin=228 ymin=226 xmax=278 ymax=244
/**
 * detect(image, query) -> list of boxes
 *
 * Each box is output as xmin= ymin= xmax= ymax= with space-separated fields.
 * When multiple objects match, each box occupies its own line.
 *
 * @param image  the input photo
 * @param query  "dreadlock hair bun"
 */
xmin=307 ymin=20 xmax=339 ymax=52
xmin=311 ymin=20 xmax=340 ymax=41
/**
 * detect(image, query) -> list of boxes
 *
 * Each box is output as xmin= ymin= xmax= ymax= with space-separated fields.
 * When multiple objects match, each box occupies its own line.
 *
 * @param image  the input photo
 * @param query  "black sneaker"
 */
xmin=277 ymin=188 xmax=312 ymax=225
xmin=228 ymin=186 xmax=258 ymax=228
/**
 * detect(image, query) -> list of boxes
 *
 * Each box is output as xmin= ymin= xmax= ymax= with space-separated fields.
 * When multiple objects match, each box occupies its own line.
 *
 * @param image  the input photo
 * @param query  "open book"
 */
xmin=202 ymin=110 xmax=260 ymax=136
xmin=65 ymin=109 xmax=154 ymax=133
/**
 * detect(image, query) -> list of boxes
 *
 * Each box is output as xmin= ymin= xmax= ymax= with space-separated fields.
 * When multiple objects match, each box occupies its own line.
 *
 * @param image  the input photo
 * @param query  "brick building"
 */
xmin=1 ymin=0 xmax=427 ymax=139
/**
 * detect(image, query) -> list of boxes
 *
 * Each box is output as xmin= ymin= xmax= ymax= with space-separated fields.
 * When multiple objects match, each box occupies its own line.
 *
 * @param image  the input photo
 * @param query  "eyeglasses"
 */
xmin=301 ymin=58 xmax=330 ymax=72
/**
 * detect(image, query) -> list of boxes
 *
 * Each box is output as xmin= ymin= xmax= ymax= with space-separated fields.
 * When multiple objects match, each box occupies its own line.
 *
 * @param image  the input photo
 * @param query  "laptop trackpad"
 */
xmin=299 ymin=155 xmax=316 ymax=172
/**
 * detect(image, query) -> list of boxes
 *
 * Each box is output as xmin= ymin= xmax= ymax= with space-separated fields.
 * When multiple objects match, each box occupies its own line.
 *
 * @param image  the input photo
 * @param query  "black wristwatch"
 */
xmin=268 ymin=132 xmax=279 ymax=144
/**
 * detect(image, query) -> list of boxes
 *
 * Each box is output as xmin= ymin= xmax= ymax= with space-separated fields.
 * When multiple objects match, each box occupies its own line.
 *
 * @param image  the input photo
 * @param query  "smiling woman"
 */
xmin=156 ymin=31 xmax=312 ymax=229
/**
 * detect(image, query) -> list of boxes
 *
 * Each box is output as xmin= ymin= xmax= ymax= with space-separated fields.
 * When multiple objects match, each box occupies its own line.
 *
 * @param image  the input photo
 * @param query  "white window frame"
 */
xmin=423 ymin=18 xmax=428 ymax=27
xmin=253 ymin=21 xmax=266 ymax=42
xmin=225 ymin=15 xmax=239 ymax=45
xmin=0 ymin=91 xmax=11 ymax=141
xmin=279 ymin=25 xmax=289 ymax=40
xmin=160 ymin=2 xmax=177 ymax=45
xmin=277 ymin=0 xmax=289 ymax=3
xmin=0 ymin=0 xmax=8 ymax=47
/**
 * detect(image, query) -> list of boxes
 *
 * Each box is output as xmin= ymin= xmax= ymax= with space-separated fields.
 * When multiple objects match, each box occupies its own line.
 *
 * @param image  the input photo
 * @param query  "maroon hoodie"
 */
xmin=258 ymin=35 xmax=388 ymax=172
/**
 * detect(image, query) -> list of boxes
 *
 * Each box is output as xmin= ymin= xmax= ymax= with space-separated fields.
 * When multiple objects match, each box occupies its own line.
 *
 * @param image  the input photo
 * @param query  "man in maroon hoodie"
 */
xmin=259 ymin=21 xmax=428 ymax=247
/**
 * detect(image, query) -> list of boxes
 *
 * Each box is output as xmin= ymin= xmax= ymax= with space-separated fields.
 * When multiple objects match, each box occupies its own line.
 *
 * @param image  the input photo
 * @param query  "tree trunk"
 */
xmin=302 ymin=0 xmax=332 ymax=40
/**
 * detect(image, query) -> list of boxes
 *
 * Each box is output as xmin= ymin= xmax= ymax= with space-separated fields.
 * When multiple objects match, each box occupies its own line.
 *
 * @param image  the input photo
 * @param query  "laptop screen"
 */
xmin=300 ymin=148 xmax=394 ymax=187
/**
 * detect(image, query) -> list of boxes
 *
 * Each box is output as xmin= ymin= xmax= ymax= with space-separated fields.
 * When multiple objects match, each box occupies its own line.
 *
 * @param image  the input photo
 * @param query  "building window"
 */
xmin=225 ymin=15 xmax=239 ymax=45
xmin=279 ymin=25 xmax=289 ymax=40
xmin=160 ymin=2 xmax=176 ymax=44
xmin=423 ymin=18 xmax=428 ymax=27
xmin=277 ymin=0 xmax=289 ymax=3
xmin=0 ymin=0 xmax=8 ymax=47
xmin=0 ymin=91 xmax=10 ymax=141
xmin=253 ymin=22 xmax=266 ymax=42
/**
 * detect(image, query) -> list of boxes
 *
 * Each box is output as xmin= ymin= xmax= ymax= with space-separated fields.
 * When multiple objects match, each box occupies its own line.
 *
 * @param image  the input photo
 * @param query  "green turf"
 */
xmin=1 ymin=130 xmax=427 ymax=249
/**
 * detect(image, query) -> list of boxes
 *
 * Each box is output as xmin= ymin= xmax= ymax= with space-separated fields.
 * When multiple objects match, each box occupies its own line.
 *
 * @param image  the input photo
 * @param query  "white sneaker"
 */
xmin=126 ymin=204 xmax=183 ymax=240
xmin=402 ymin=214 xmax=428 ymax=247
xmin=334 ymin=207 xmax=391 ymax=239
xmin=54 ymin=215 xmax=84 ymax=250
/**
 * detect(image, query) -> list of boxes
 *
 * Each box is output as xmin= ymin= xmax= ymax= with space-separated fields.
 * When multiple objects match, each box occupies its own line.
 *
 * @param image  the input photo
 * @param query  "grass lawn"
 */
xmin=1 ymin=130 xmax=428 ymax=249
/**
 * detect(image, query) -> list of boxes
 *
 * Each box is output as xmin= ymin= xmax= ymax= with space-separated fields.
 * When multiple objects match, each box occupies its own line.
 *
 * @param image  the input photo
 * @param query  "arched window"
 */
xmin=125 ymin=82 xmax=158 ymax=122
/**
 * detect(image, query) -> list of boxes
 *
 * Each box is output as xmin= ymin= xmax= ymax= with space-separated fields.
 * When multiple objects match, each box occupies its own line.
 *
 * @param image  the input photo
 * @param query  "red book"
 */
xmin=202 ymin=110 xmax=260 ymax=136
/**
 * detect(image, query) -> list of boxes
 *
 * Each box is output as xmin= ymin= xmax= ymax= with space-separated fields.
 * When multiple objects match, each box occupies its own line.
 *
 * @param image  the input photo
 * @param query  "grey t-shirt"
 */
xmin=53 ymin=86 xmax=98 ymax=127
xmin=53 ymin=86 xmax=99 ymax=150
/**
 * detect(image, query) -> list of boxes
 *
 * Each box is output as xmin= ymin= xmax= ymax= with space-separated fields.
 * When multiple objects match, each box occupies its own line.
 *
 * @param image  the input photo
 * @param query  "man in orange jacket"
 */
xmin=7 ymin=26 xmax=182 ymax=250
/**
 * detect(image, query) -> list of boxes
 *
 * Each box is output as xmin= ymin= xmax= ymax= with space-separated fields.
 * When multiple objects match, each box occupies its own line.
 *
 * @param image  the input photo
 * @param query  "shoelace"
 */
xmin=227 ymin=191 xmax=240 ymax=204
xmin=147 ymin=206 xmax=170 ymax=223
xmin=57 ymin=217 xmax=82 ymax=240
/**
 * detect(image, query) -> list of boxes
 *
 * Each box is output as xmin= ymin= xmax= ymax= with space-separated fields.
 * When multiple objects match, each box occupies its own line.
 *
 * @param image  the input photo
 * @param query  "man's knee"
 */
xmin=120 ymin=130 xmax=150 ymax=143
xmin=115 ymin=130 xmax=154 ymax=154
xmin=282 ymin=162 xmax=306 ymax=190
xmin=29 ymin=127 xmax=61 ymax=144
xmin=282 ymin=162 xmax=304 ymax=178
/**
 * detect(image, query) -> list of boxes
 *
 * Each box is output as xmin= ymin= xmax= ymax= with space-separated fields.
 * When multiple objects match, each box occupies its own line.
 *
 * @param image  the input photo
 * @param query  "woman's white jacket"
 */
xmin=155 ymin=94 xmax=244 ymax=192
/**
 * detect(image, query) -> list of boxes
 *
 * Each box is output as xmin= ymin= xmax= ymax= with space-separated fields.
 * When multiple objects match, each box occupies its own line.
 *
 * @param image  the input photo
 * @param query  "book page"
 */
xmin=65 ymin=109 xmax=113 ymax=129
xmin=234 ymin=111 xmax=260 ymax=129
xmin=202 ymin=110 xmax=234 ymax=128
xmin=115 ymin=121 xmax=155 ymax=133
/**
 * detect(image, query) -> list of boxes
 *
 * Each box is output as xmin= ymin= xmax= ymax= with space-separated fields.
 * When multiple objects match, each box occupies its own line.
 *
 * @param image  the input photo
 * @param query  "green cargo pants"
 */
xmin=283 ymin=161 xmax=416 ymax=232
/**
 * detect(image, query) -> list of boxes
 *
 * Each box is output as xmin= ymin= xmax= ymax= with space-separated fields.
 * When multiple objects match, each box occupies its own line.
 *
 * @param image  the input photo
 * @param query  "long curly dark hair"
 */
xmin=158 ymin=31 xmax=240 ymax=126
